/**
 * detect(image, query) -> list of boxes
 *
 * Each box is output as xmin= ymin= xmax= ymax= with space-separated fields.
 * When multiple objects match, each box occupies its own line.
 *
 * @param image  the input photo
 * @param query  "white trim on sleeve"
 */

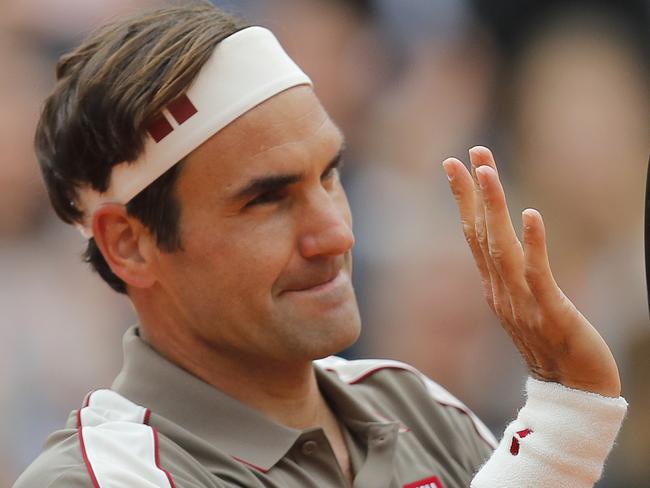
xmin=77 ymin=389 xmax=175 ymax=488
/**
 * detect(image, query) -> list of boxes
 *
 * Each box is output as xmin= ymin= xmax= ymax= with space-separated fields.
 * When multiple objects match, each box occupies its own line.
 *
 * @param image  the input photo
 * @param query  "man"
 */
xmin=15 ymin=2 xmax=627 ymax=487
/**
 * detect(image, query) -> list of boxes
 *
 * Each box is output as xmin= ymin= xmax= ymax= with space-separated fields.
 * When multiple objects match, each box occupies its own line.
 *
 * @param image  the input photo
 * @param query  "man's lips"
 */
xmin=282 ymin=268 xmax=344 ymax=293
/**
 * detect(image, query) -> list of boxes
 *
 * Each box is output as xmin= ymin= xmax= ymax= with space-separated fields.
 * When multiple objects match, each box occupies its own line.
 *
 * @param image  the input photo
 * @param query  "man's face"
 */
xmin=152 ymin=86 xmax=360 ymax=364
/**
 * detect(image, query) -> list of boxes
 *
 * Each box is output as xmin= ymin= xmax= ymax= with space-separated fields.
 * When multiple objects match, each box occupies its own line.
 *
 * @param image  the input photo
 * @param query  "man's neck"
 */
xmin=140 ymin=324 xmax=325 ymax=430
xmin=139 ymin=323 xmax=353 ymax=484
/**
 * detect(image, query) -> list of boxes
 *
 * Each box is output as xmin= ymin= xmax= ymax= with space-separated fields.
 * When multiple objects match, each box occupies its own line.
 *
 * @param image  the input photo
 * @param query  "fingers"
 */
xmin=468 ymin=145 xmax=498 ymax=173
xmin=442 ymin=158 xmax=494 ymax=305
xmin=473 ymin=171 xmax=504 ymax=315
xmin=474 ymin=165 xmax=528 ymax=296
xmin=444 ymin=148 xmax=551 ymax=324
xmin=468 ymin=148 xmax=514 ymax=319
xmin=522 ymin=208 xmax=561 ymax=307
xmin=442 ymin=158 xmax=475 ymax=229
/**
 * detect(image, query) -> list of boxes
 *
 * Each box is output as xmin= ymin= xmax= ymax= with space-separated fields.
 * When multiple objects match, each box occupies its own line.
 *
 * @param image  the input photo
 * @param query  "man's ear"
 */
xmin=91 ymin=204 xmax=157 ymax=289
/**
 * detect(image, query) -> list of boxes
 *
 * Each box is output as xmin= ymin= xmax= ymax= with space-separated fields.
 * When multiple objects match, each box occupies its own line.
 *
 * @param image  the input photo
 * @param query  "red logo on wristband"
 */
xmin=510 ymin=428 xmax=533 ymax=456
xmin=404 ymin=476 xmax=443 ymax=488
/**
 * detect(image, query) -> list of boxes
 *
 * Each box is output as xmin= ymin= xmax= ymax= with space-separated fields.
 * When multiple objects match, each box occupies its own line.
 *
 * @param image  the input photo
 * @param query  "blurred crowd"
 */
xmin=1 ymin=0 xmax=648 ymax=486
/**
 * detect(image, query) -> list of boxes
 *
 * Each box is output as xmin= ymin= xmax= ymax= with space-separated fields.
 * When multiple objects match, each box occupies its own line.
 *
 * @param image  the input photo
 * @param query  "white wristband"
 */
xmin=471 ymin=377 xmax=627 ymax=488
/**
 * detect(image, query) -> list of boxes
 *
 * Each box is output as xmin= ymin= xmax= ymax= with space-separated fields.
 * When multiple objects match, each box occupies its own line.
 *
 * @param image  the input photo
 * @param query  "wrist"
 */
xmin=531 ymin=373 xmax=621 ymax=398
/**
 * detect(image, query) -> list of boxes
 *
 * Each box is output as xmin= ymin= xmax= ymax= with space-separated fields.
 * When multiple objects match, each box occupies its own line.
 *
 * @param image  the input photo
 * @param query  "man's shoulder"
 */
xmin=14 ymin=390 xmax=178 ymax=488
xmin=316 ymin=356 xmax=497 ymax=449
xmin=15 ymin=465 xmax=90 ymax=488
xmin=13 ymin=428 xmax=88 ymax=488
xmin=315 ymin=355 xmax=468 ymax=406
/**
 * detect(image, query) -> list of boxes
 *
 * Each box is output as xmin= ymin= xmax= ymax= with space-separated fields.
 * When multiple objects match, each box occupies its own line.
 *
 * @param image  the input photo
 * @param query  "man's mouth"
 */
xmin=284 ymin=267 xmax=343 ymax=293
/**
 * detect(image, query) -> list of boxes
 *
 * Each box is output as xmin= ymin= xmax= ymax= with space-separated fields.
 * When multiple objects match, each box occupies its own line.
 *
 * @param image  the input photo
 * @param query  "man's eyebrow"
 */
xmin=228 ymin=143 xmax=346 ymax=203
xmin=228 ymin=171 xmax=305 ymax=204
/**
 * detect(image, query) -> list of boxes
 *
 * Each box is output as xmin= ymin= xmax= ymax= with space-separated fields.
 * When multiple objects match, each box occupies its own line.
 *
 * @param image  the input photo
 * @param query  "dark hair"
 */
xmin=35 ymin=1 xmax=248 ymax=293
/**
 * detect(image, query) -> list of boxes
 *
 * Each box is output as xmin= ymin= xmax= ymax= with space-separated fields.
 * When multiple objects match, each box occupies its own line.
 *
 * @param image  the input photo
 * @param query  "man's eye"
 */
xmin=246 ymin=190 xmax=285 ymax=207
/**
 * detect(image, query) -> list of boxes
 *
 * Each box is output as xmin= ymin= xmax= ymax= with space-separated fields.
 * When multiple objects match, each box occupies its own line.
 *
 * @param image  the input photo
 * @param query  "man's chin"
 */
xmin=273 ymin=289 xmax=361 ymax=359
xmin=320 ymin=327 xmax=361 ymax=361
xmin=307 ymin=306 xmax=362 ymax=360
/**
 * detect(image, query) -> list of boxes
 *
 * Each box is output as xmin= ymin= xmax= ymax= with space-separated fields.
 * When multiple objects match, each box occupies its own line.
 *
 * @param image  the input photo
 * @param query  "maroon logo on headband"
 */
xmin=147 ymin=113 xmax=174 ymax=143
xmin=146 ymin=94 xmax=198 ymax=143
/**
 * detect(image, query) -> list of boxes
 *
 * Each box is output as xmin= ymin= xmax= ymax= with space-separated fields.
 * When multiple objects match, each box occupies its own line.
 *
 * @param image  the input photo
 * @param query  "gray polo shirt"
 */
xmin=15 ymin=327 xmax=495 ymax=487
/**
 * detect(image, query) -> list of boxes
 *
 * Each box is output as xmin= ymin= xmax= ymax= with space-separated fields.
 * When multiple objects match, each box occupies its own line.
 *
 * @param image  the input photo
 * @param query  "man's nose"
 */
xmin=298 ymin=191 xmax=355 ymax=259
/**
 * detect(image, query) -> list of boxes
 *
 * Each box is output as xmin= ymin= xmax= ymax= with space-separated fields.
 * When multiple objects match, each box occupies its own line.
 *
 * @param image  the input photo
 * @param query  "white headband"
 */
xmin=76 ymin=26 xmax=312 ymax=237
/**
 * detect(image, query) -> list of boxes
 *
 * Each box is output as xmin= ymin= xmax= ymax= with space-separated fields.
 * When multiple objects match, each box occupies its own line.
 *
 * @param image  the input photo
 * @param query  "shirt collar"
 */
xmin=111 ymin=326 xmax=392 ymax=472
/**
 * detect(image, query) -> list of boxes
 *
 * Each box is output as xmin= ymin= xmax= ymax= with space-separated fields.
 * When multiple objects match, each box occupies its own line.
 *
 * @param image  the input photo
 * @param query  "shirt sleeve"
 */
xmin=470 ymin=377 xmax=628 ymax=488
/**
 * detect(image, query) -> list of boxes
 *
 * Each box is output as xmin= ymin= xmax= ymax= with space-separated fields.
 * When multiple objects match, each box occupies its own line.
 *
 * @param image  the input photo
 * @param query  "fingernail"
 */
xmin=522 ymin=208 xmax=540 ymax=229
xmin=442 ymin=160 xmax=454 ymax=181
xmin=469 ymin=146 xmax=482 ymax=166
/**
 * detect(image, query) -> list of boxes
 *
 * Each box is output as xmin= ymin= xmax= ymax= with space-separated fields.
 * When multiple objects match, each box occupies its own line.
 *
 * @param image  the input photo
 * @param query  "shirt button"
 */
xmin=301 ymin=440 xmax=318 ymax=455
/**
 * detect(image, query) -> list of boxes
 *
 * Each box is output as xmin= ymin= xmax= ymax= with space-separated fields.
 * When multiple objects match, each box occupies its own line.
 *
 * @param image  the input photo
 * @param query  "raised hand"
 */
xmin=442 ymin=146 xmax=621 ymax=398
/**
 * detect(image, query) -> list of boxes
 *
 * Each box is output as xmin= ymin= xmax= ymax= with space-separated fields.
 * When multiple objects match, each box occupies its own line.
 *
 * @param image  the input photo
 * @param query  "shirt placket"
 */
xmin=353 ymin=423 xmax=399 ymax=488
xmin=293 ymin=429 xmax=351 ymax=487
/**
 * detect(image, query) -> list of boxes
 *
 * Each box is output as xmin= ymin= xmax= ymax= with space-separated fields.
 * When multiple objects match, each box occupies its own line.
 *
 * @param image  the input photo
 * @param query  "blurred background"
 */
xmin=1 ymin=0 xmax=648 ymax=486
